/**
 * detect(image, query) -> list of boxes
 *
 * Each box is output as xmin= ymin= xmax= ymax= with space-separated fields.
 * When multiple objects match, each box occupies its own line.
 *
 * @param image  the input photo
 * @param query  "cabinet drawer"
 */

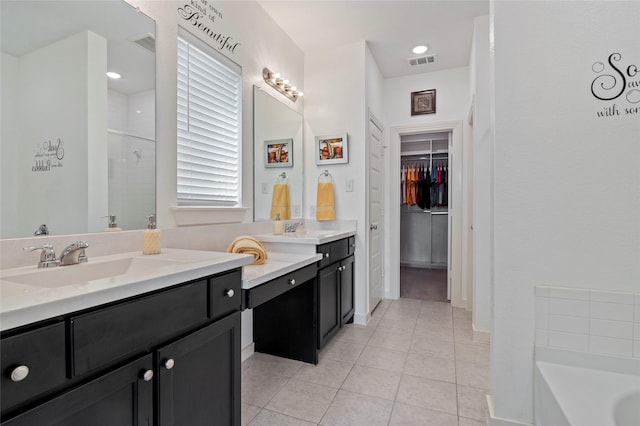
xmin=3 ymin=354 xmax=153 ymax=426
xmin=347 ymin=236 xmax=355 ymax=256
xmin=317 ymin=243 xmax=332 ymax=269
xmin=1 ymin=323 xmax=67 ymax=413
xmin=244 ymin=264 xmax=316 ymax=309
xmin=71 ymin=280 xmax=209 ymax=377
xmin=331 ymin=238 xmax=349 ymax=261
xmin=317 ymin=237 xmax=354 ymax=269
xmin=210 ymin=269 xmax=241 ymax=320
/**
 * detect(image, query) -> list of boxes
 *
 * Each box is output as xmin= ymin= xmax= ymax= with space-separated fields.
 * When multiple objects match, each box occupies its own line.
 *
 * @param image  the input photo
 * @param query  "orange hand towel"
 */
xmin=316 ymin=182 xmax=336 ymax=221
xmin=270 ymin=183 xmax=291 ymax=220
xmin=226 ymin=235 xmax=268 ymax=265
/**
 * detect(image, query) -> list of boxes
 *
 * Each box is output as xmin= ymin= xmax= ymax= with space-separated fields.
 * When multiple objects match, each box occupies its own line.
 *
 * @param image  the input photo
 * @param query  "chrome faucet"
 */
xmin=59 ymin=241 xmax=89 ymax=266
xmin=24 ymin=244 xmax=59 ymax=268
xmin=34 ymin=224 xmax=49 ymax=236
xmin=284 ymin=221 xmax=303 ymax=233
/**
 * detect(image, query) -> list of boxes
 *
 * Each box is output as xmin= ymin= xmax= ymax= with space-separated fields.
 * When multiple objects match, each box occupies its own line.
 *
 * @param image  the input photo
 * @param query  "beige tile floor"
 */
xmin=241 ymin=298 xmax=491 ymax=426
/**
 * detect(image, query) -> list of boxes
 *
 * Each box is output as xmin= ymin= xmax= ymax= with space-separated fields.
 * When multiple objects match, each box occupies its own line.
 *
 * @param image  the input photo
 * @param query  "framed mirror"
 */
xmin=253 ymin=86 xmax=303 ymax=221
xmin=0 ymin=0 xmax=156 ymax=238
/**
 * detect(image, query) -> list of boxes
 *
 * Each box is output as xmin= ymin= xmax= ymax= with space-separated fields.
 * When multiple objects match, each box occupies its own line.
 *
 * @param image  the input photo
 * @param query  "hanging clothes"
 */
xmin=401 ymin=165 xmax=406 ymax=204
xmin=430 ymin=165 xmax=438 ymax=207
xmin=443 ymin=165 xmax=448 ymax=207
xmin=416 ymin=164 xmax=424 ymax=209
xmin=423 ymin=165 xmax=431 ymax=209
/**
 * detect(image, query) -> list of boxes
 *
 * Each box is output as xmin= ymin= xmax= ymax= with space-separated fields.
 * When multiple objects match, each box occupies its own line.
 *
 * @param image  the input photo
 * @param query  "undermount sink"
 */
xmin=4 ymin=256 xmax=189 ymax=288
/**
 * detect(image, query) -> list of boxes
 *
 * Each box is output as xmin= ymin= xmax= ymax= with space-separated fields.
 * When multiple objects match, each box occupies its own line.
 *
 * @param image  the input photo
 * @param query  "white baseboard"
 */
xmin=241 ymin=343 xmax=255 ymax=362
xmin=487 ymin=395 xmax=533 ymax=426
xmin=473 ymin=324 xmax=491 ymax=344
xmin=353 ymin=313 xmax=368 ymax=326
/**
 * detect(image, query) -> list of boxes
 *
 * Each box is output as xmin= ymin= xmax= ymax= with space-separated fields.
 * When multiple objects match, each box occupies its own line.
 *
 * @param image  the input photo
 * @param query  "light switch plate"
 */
xmin=262 ymin=182 xmax=269 ymax=194
xmin=346 ymin=179 xmax=354 ymax=192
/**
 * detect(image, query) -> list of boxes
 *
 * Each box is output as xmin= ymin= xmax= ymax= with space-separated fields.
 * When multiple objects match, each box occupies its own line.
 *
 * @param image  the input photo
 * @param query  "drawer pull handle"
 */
xmin=164 ymin=359 xmax=175 ymax=370
xmin=225 ymin=289 xmax=235 ymax=298
xmin=142 ymin=369 xmax=154 ymax=382
xmin=288 ymin=279 xmax=296 ymax=286
xmin=324 ymin=253 xmax=330 ymax=258
xmin=338 ymin=266 xmax=345 ymax=271
xmin=10 ymin=365 xmax=29 ymax=382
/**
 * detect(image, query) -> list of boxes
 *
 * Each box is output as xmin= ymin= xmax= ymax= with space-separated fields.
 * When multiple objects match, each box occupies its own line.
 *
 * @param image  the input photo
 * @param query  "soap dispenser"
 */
xmin=273 ymin=213 xmax=284 ymax=235
xmin=103 ymin=215 xmax=122 ymax=232
xmin=142 ymin=214 xmax=161 ymax=255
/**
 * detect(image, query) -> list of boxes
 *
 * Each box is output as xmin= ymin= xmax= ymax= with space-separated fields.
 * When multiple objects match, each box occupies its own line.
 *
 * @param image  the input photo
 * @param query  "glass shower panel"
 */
xmin=108 ymin=131 xmax=155 ymax=230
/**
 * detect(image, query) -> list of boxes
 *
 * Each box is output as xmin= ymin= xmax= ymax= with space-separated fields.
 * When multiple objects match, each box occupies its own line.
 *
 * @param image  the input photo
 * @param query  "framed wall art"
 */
xmin=315 ymin=134 xmax=348 ymax=165
xmin=411 ymin=89 xmax=436 ymax=115
xmin=264 ymin=139 xmax=293 ymax=168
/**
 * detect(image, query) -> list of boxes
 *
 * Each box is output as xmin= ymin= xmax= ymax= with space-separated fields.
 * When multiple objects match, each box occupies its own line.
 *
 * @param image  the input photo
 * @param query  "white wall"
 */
xmin=469 ymin=15 xmax=492 ymax=335
xmin=383 ymin=67 xmax=470 ymax=306
xmin=125 ymin=0 xmax=304 ymax=227
xmin=1 ymin=53 xmax=20 ymax=238
xmin=0 ymin=31 xmax=107 ymax=238
xmin=304 ymin=41 xmax=369 ymax=321
xmin=491 ymin=1 xmax=640 ymax=424
xmin=125 ymin=0 xmax=305 ymax=352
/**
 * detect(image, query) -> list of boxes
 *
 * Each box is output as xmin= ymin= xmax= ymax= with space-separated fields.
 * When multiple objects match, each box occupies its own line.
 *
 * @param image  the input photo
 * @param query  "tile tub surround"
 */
xmin=242 ymin=298 xmax=491 ymax=426
xmin=535 ymin=286 xmax=640 ymax=359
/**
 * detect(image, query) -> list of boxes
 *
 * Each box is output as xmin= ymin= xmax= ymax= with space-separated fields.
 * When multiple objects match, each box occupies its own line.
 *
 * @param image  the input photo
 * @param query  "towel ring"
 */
xmin=318 ymin=170 xmax=333 ymax=183
xmin=276 ymin=172 xmax=288 ymax=183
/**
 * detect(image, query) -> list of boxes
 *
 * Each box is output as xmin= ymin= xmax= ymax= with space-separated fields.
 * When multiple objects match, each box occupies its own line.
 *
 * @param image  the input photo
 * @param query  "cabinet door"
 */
xmin=1 ymin=322 xmax=67 ymax=415
xmin=340 ymin=255 xmax=355 ymax=325
xmin=157 ymin=312 xmax=241 ymax=426
xmin=2 ymin=354 xmax=153 ymax=426
xmin=318 ymin=264 xmax=340 ymax=349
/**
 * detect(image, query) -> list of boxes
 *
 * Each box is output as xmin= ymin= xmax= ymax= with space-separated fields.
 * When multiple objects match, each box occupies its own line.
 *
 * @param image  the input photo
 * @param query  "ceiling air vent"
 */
xmin=408 ymin=55 xmax=436 ymax=66
xmin=131 ymin=34 xmax=156 ymax=53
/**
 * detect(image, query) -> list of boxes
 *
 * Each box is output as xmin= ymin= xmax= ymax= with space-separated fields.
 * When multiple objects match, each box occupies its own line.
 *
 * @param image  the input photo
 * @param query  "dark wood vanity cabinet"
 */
xmin=157 ymin=311 xmax=240 ymax=426
xmin=317 ymin=237 xmax=355 ymax=349
xmin=2 ymin=354 xmax=154 ymax=426
xmin=0 ymin=268 xmax=242 ymax=426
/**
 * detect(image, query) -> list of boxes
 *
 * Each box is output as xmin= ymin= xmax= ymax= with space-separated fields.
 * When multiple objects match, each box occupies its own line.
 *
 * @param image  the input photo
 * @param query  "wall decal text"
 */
xmin=591 ymin=52 xmax=640 ymax=119
xmin=177 ymin=1 xmax=240 ymax=54
xmin=32 ymin=138 xmax=64 ymax=172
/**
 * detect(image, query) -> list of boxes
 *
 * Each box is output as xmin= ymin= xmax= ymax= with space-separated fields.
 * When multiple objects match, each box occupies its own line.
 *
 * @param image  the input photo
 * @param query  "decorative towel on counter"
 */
xmin=270 ymin=183 xmax=291 ymax=220
xmin=226 ymin=235 xmax=268 ymax=265
xmin=316 ymin=182 xmax=336 ymax=221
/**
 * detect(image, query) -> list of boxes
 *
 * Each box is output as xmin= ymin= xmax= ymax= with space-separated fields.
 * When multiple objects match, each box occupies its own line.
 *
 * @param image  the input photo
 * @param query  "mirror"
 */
xmin=253 ymin=86 xmax=303 ymax=221
xmin=0 ymin=0 xmax=156 ymax=238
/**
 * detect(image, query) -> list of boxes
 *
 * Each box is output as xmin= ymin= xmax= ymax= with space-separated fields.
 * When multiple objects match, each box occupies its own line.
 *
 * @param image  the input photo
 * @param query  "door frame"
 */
xmin=386 ymin=121 xmax=464 ymax=307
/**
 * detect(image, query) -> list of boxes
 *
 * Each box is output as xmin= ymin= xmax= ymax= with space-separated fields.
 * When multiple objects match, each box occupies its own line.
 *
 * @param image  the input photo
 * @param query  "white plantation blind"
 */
xmin=177 ymin=34 xmax=242 ymax=206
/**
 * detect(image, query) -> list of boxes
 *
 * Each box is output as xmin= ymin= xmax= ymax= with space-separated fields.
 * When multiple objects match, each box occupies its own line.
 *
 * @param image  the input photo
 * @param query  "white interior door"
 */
xmin=447 ymin=132 xmax=453 ymax=301
xmin=369 ymin=112 xmax=384 ymax=312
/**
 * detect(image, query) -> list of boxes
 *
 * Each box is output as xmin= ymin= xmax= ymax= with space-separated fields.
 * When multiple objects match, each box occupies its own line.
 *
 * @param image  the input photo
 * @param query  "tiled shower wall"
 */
xmin=535 ymin=286 xmax=640 ymax=359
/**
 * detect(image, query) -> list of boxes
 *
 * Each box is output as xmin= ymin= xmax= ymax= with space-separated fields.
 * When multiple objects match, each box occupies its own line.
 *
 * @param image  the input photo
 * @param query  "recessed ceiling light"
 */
xmin=412 ymin=45 xmax=429 ymax=55
xmin=106 ymin=71 xmax=122 ymax=79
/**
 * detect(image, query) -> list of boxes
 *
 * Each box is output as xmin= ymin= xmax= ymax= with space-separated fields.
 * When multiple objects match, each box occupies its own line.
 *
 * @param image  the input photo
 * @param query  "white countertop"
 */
xmin=242 ymin=252 xmax=323 ymax=290
xmin=0 ymin=248 xmax=253 ymax=332
xmin=254 ymin=229 xmax=355 ymax=245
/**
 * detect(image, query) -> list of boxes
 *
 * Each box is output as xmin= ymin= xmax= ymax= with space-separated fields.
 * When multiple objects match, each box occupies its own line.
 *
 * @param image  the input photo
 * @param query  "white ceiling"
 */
xmin=257 ymin=0 xmax=489 ymax=78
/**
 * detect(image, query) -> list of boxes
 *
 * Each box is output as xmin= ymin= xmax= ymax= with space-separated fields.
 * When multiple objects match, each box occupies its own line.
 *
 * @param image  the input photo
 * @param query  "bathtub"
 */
xmin=534 ymin=348 xmax=640 ymax=426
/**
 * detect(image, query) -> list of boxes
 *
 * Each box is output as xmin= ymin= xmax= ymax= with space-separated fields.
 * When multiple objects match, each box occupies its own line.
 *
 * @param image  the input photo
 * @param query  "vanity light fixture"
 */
xmin=263 ymin=67 xmax=303 ymax=102
xmin=412 ymin=45 xmax=429 ymax=54
xmin=106 ymin=71 xmax=122 ymax=79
